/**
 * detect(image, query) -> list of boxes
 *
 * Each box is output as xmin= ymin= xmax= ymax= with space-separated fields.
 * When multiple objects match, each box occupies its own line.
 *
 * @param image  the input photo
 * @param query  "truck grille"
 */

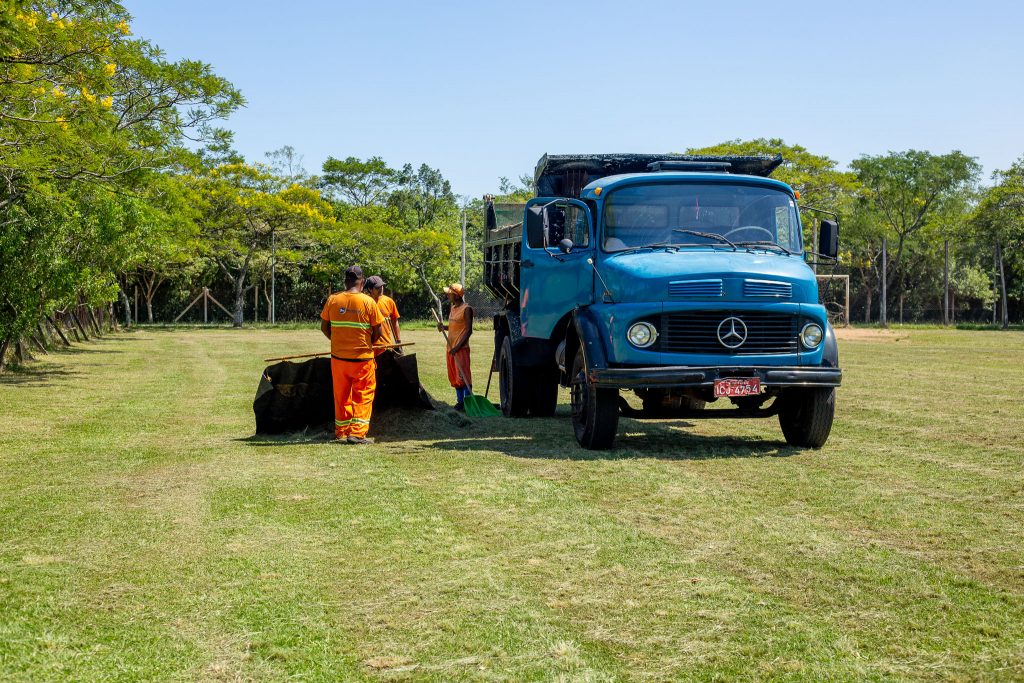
xmin=661 ymin=311 xmax=799 ymax=355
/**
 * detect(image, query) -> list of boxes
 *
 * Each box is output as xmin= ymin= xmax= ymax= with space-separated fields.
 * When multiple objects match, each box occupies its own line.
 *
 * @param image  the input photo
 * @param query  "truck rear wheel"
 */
xmin=529 ymin=368 xmax=559 ymax=417
xmin=778 ymin=387 xmax=835 ymax=448
xmin=570 ymin=348 xmax=618 ymax=449
xmin=498 ymin=336 xmax=530 ymax=417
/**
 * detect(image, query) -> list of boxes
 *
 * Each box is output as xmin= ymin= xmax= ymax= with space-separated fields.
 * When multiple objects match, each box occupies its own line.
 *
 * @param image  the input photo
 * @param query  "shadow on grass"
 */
xmin=422 ymin=416 xmax=799 ymax=461
xmin=235 ymin=399 xmax=802 ymax=461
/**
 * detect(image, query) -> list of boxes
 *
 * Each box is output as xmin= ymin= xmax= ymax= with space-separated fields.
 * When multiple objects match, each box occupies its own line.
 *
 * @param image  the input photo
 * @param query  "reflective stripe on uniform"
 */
xmin=330 ymin=321 xmax=371 ymax=329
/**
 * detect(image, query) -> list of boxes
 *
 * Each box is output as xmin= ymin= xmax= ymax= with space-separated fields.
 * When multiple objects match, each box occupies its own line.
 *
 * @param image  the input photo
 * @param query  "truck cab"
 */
xmin=483 ymin=154 xmax=841 ymax=450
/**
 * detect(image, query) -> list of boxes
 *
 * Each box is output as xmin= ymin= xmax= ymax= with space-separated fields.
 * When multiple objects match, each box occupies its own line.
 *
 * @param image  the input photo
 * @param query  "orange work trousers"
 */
xmin=330 ymin=357 xmax=376 ymax=439
xmin=446 ymin=346 xmax=471 ymax=389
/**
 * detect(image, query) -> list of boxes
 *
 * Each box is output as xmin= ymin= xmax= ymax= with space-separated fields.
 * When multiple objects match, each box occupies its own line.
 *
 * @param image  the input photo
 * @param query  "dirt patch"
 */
xmin=834 ymin=327 xmax=910 ymax=342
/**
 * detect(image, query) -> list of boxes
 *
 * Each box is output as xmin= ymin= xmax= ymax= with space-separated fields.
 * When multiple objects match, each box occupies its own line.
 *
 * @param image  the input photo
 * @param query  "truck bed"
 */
xmin=483 ymin=200 xmax=525 ymax=302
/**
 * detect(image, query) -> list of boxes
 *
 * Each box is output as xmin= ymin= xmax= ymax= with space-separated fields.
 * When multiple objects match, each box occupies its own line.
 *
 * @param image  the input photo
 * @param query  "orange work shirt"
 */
xmin=320 ymin=291 xmax=385 ymax=360
xmin=376 ymin=294 xmax=401 ymax=347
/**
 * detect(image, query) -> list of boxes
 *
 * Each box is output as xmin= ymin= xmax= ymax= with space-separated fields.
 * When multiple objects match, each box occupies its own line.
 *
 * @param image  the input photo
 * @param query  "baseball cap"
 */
xmin=344 ymin=265 xmax=364 ymax=281
xmin=365 ymin=275 xmax=385 ymax=289
xmin=443 ymin=283 xmax=465 ymax=296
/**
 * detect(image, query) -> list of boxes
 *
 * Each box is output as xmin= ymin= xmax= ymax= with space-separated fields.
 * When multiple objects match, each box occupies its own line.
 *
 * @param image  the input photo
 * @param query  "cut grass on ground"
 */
xmin=1 ymin=326 xmax=1022 ymax=681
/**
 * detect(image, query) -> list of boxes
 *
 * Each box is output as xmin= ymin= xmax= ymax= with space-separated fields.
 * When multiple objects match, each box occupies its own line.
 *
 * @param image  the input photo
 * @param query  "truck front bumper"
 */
xmin=590 ymin=365 xmax=842 ymax=390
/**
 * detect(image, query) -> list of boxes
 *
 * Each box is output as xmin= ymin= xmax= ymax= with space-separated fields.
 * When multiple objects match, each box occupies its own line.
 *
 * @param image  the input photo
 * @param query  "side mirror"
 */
xmin=818 ymin=219 xmax=839 ymax=259
xmin=558 ymin=239 xmax=574 ymax=254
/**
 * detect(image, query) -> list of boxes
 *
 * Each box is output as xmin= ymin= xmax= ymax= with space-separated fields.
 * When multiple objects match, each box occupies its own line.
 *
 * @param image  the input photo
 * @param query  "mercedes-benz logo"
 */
xmin=717 ymin=316 xmax=748 ymax=349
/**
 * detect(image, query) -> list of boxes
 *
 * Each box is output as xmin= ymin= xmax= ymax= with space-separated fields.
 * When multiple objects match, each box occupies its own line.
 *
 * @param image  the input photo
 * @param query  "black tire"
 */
xmin=498 ymin=336 xmax=530 ymax=417
xmin=529 ymin=368 xmax=559 ymax=417
xmin=778 ymin=387 xmax=835 ymax=448
xmin=570 ymin=348 xmax=618 ymax=449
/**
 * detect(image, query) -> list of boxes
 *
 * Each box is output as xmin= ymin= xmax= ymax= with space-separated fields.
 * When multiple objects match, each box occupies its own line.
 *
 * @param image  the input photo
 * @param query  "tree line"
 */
xmin=1 ymin=3 xmax=1021 ymax=370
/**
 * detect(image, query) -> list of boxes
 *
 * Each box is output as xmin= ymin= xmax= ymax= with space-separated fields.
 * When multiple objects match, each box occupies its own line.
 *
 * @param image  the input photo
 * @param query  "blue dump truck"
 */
xmin=482 ymin=154 xmax=842 ymax=450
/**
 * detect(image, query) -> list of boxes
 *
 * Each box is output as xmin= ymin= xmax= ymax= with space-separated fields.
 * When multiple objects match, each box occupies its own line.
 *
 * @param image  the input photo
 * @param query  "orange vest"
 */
xmin=320 ymin=291 xmax=384 ymax=360
xmin=447 ymin=302 xmax=471 ymax=349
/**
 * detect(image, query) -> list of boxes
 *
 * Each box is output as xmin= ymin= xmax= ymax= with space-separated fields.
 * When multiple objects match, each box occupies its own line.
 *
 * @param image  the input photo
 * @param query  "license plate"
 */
xmin=713 ymin=377 xmax=762 ymax=398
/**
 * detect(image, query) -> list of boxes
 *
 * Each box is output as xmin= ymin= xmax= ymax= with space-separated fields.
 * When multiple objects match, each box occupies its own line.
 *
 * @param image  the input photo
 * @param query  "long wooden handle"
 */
xmin=263 ymin=343 xmax=414 ymax=363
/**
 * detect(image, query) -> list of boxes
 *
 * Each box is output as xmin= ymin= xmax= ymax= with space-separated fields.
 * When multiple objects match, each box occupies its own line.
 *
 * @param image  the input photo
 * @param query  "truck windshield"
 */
xmin=603 ymin=183 xmax=801 ymax=254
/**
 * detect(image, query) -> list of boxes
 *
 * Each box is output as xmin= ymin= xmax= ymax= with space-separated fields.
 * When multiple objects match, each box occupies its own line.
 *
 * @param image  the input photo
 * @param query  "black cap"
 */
xmin=365 ymin=275 xmax=385 ymax=289
xmin=344 ymin=265 xmax=364 ymax=281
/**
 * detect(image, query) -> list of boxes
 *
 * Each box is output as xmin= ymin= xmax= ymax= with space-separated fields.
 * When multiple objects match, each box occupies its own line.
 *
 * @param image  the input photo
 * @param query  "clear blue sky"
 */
xmin=128 ymin=0 xmax=1024 ymax=199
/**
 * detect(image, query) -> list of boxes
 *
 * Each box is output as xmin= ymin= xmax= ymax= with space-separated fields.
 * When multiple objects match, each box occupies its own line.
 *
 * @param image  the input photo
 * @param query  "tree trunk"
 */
xmin=30 ymin=334 xmax=47 ymax=354
xmin=899 ymin=292 xmax=904 ymax=325
xmin=146 ymin=297 xmax=154 ymax=323
xmin=119 ymin=288 xmax=131 ymax=328
xmin=864 ymin=287 xmax=872 ymax=323
xmin=0 ymin=336 xmax=10 ymax=372
xmin=35 ymin=322 xmax=51 ymax=351
xmin=233 ymin=286 xmax=245 ymax=328
xmin=14 ymin=339 xmax=27 ymax=363
xmin=72 ymin=309 xmax=90 ymax=341
xmin=45 ymin=314 xmax=71 ymax=346
xmin=997 ymin=242 xmax=1009 ymax=329
xmin=880 ymin=238 xmax=888 ymax=327
xmin=942 ymin=240 xmax=949 ymax=326
xmin=88 ymin=307 xmax=102 ymax=336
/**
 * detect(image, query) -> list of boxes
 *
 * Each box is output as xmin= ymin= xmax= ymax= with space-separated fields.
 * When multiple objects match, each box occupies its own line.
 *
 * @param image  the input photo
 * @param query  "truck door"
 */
xmin=520 ymin=197 xmax=594 ymax=339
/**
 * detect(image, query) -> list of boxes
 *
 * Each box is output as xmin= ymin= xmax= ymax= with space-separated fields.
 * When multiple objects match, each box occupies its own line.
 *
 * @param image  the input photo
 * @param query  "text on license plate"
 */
xmin=713 ymin=378 xmax=762 ymax=397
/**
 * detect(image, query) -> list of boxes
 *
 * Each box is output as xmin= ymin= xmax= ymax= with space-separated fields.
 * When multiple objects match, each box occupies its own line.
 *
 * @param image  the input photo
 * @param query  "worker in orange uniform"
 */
xmin=320 ymin=265 xmax=385 ymax=444
xmin=436 ymin=282 xmax=473 ymax=411
xmin=364 ymin=275 xmax=401 ymax=355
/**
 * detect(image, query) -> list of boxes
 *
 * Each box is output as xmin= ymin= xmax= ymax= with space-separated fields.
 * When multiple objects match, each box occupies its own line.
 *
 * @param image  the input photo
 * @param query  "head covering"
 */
xmin=344 ymin=265 xmax=364 ymax=281
xmin=443 ymin=283 xmax=465 ymax=297
xmin=365 ymin=275 xmax=385 ymax=290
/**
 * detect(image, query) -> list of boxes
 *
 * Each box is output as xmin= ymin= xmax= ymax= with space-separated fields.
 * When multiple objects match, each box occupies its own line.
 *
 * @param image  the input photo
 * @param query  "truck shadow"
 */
xmin=423 ymin=414 xmax=801 ymax=461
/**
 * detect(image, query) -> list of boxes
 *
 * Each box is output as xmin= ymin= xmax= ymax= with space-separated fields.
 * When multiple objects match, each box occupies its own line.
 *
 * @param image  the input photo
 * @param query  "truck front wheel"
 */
xmin=498 ymin=336 xmax=530 ymax=417
xmin=778 ymin=387 xmax=835 ymax=448
xmin=570 ymin=348 xmax=618 ymax=449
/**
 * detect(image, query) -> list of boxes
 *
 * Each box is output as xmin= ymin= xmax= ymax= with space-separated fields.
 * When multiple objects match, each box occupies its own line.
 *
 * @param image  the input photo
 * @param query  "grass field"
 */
xmin=1 ymin=325 xmax=1023 ymax=681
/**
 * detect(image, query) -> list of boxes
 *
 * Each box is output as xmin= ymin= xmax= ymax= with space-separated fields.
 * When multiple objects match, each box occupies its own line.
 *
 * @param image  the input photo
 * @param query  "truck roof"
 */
xmin=535 ymin=153 xmax=784 ymax=197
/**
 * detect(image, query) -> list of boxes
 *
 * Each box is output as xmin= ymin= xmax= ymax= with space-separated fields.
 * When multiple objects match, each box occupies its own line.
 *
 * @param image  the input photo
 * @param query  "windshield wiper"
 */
xmin=611 ymin=242 xmax=679 ymax=255
xmin=735 ymin=240 xmax=796 ymax=256
xmin=672 ymin=229 xmax=737 ymax=250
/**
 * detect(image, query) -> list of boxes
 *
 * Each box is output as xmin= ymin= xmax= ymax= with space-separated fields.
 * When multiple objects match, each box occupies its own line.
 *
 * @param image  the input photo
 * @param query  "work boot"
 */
xmin=454 ymin=402 xmax=465 ymax=412
xmin=347 ymin=435 xmax=374 ymax=445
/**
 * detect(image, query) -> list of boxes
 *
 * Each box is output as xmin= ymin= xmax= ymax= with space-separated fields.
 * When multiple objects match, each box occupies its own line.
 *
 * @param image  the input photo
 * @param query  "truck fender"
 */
xmin=571 ymin=307 xmax=609 ymax=372
xmin=821 ymin=322 xmax=839 ymax=368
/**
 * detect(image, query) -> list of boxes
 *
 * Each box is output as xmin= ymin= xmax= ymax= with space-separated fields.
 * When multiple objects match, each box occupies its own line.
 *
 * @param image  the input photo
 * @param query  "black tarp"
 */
xmin=534 ymin=153 xmax=784 ymax=197
xmin=253 ymin=352 xmax=433 ymax=435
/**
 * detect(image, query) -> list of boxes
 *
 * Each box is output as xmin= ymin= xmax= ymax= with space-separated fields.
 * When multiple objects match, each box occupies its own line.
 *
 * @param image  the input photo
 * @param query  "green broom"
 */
xmin=432 ymin=309 xmax=501 ymax=417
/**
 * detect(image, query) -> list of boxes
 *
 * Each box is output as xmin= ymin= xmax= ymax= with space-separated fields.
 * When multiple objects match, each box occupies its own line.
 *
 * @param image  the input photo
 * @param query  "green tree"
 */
xmin=851 ymin=150 xmax=981 ymax=318
xmin=320 ymin=156 xmax=398 ymax=206
xmin=686 ymin=138 xmax=859 ymax=211
xmin=0 ymin=1 xmax=241 ymax=357
xmin=970 ymin=157 xmax=1024 ymax=327
xmin=192 ymin=162 xmax=331 ymax=327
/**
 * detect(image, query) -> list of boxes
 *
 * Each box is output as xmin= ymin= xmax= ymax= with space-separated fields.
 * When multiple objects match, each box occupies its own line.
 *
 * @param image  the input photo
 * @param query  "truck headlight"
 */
xmin=627 ymin=322 xmax=658 ymax=348
xmin=800 ymin=323 xmax=824 ymax=349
